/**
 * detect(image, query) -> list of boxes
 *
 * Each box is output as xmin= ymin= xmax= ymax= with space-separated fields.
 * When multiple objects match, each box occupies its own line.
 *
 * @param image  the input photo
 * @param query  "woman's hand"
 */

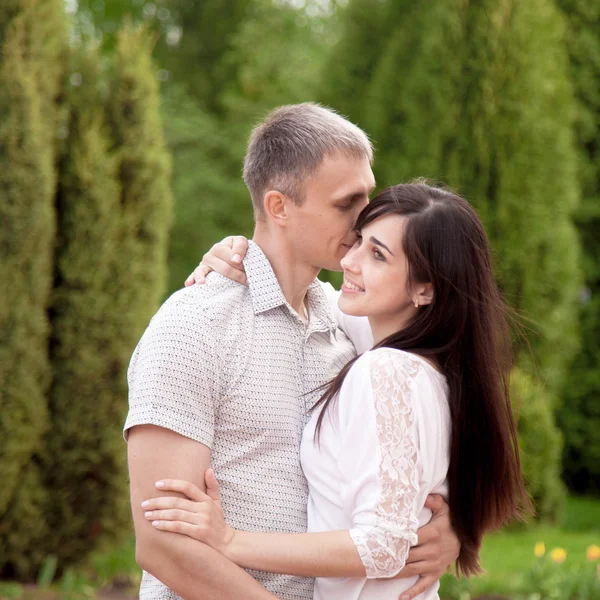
xmin=185 ymin=235 xmax=249 ymax=286
xmin=142 ymin=469 xmax=236 ymax=556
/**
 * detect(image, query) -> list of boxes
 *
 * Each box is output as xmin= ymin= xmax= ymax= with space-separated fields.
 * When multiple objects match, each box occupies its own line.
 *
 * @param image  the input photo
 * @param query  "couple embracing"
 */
xmin=124 ymin=103 xmax=527 ymax=600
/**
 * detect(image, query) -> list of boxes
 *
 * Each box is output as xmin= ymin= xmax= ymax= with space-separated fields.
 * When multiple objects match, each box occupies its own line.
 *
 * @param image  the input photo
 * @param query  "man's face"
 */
xmin=287 ymin=153 xmax=376 ymax=272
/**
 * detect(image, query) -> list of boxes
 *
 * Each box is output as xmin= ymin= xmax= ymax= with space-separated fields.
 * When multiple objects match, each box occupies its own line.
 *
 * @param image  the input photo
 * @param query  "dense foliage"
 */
xmin=512 ymin=369 xmax=565 ymax=521
xmin=0 ymin=0 xmax=598 ymax=583
xmin=556 ymin=0 xmax=600 ymax=494
xmin=0 ymin=4 xmax=171 ymax=579
xmin=0 ymin=0 xmax=66 ymax=576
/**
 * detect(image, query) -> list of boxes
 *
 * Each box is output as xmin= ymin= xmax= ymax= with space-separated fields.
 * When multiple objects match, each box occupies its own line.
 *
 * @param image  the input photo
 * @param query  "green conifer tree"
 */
xmin=38 ymin=25 xmax=172 ymax=569
xmin=441 ymin=0 xmax=582 ymax=396
xmin=556 ymin=0 xmax=600 ymax=493
xmin=41 ymin=44 xmax=127 ymax=567
xmin=0 ymin=0 xmax=65 ymax=577
xmin=107 ymin=24 xmax=173 ymax=333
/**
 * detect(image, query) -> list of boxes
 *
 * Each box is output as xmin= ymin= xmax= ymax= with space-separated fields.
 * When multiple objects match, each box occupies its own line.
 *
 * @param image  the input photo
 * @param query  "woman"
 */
xmin=141 ymin=183 xmax=528 ymax=599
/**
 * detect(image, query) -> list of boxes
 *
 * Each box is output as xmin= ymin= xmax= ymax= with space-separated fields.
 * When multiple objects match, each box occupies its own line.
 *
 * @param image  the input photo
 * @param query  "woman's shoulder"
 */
xmin=351 ymin=347 xmax=444 ymax=382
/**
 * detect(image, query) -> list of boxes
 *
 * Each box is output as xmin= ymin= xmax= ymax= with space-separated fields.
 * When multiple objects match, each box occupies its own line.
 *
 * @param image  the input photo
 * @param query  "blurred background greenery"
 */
xmin=0 ymin=0 xmax=598 ymax=598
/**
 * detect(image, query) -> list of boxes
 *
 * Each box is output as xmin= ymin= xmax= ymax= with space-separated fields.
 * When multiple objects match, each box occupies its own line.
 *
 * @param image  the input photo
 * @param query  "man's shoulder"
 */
xmin=131 ymin=276 xmax=251 ymax=368
xmin=157 ymin=274 xmax=250 ymax=322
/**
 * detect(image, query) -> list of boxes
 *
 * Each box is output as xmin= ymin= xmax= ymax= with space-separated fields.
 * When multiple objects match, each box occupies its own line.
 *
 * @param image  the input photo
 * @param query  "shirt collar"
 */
xmin=244 ymin=241 xmax=337 ymax=333
xmin=245 ymin=241 xmax=288 ymax=315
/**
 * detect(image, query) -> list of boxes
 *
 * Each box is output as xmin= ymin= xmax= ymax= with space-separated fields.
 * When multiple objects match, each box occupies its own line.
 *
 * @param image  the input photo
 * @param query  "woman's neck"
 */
xmin=368 ymin=313 xmax=414 ymax=346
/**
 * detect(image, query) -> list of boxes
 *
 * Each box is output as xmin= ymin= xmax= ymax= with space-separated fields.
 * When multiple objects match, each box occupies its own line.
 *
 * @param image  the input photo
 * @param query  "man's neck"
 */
xmin=252 ymin=227 xmax=319 ymax=316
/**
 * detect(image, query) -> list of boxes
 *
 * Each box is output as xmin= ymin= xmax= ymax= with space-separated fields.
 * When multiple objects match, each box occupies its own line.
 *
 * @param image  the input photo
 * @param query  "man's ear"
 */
xmin=263 ymin=190 xmax=290 ymax=226
xmin=416 ymin=282 xmax=434 ymax=306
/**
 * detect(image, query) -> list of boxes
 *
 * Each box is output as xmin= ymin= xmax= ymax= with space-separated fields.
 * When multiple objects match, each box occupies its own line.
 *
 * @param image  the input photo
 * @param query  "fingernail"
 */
xmin=196 ymin=278 xmax=204 ymax=285
xmin=145 ymin=511 xmax=153 ymax=518
xmin=156 ymin=481 xmax=164 ymax=488
xmin=152 ymin=521 xmax=160 ymax=527
xmin=141 ymin=500 xmax=149 ymax=508
xmin=232 ymin=254 xmax=241 ymax=263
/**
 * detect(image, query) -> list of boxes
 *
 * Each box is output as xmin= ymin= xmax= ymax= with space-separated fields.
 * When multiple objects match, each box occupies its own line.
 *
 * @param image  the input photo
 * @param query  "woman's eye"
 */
xmin=373 ymin=248 xmax=385 ymax=261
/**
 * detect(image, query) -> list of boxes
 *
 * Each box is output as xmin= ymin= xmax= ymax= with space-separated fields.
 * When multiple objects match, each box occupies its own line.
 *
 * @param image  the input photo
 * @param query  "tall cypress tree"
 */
xmin=0 ymin=0 xmax=65 ymax=577
xmin=38 ymin=25 xmax=172 ymax=569
xmin=41 ymin=44 xmax=126 ymax=567
xmin=442 ymin=0 xmax=582 ymax=395
xmin=556 ymin=0 xmax=600 ymax=493
xmin=107 ymin=24 xmax=173 ymax=335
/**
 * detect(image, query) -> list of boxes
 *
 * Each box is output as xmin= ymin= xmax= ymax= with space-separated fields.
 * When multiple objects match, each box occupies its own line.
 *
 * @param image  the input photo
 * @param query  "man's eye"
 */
xmin=337 ymin=204 xmax=352 ymax=211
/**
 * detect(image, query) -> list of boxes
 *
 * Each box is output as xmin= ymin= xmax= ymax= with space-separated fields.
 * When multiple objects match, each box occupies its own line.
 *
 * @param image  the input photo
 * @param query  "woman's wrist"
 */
xmin=224 ymin=529 xmax=246 ymax=566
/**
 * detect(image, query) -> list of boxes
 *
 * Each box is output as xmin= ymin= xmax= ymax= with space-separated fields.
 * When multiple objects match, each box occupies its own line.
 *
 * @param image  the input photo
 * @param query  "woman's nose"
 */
xmin=341 ymin=247 xmax=359 ymax=272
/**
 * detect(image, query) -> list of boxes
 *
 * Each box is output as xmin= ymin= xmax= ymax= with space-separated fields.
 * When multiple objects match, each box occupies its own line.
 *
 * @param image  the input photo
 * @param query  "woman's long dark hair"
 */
xmin=313 ymin=182 xmax=529 ymax=576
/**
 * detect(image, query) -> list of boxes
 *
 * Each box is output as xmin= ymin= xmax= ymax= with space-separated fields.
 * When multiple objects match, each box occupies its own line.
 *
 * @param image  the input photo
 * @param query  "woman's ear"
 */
xmin=263 ymin=190 xmax=289 ymax=226
xmin=416 ymin=283 xmax=434 ymax=306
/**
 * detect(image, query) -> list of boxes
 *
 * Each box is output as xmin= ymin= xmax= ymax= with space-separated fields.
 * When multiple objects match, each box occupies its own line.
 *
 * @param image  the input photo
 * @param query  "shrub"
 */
xmin=512 ymin=369 xmax=565 ymax=521
xmin=39 ymin=27 xmax=172 ymax=570
xmin=0 ymin=0 xmax=65 ymax=577
xmin=556 ymin=0 xmax=600 ymax=495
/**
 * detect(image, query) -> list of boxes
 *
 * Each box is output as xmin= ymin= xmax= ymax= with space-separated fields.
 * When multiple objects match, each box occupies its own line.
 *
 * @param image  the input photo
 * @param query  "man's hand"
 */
xmin=397 ymin=494 xmax=460 ymax=599
xmin=185 ymin=235 xmax=249 ymax=286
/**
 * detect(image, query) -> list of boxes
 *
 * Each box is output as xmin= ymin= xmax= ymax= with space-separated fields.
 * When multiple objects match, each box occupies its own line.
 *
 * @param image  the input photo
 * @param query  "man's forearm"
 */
xmin=138 ymin=529 xmax=278 ymax=600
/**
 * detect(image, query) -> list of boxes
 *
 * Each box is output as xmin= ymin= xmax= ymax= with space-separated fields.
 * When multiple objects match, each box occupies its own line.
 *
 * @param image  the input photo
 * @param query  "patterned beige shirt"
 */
xmin=125 ymin=241 xmax=357 ymax=600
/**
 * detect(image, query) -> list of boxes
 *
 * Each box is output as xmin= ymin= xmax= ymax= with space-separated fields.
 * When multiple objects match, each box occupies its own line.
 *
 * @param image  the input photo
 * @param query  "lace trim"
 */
xmin=353 ymin=349 xmax=422 ymax=578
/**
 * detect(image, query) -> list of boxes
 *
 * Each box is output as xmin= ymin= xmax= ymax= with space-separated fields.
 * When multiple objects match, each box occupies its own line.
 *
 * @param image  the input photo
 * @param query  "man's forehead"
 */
xmin=311 ymin=153 xmax=375 ymax=186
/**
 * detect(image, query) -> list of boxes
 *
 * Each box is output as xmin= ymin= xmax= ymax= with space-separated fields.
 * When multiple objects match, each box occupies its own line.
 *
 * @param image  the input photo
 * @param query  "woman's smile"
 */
xmin=341 ymin=275 xmax=365 ymax=293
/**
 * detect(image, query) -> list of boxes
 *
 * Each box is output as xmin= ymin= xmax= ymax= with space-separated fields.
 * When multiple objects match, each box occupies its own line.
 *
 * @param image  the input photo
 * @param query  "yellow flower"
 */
xmin=587 ymin=545 xmax=600 ymax=562
xmin=534 ymin=541 xmax=546 ymax=558
xmin=550 ymin=547 xmax=567 ymax=564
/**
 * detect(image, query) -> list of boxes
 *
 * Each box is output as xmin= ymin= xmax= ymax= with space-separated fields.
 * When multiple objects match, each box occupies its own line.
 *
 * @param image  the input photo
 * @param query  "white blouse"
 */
xmin=300 ymin=347 xmax=451 ymax=600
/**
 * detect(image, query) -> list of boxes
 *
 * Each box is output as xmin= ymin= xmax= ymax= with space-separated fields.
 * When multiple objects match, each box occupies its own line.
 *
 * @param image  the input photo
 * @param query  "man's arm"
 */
xmin=128 ymin=425 xmax=277 ymax=599
xmin=397 ymin=495 xmax=460 ymax=599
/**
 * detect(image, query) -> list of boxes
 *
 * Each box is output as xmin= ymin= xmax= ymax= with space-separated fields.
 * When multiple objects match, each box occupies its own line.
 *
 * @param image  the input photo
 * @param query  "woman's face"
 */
xmin=339 ymin=214 xmax=430 ymax=337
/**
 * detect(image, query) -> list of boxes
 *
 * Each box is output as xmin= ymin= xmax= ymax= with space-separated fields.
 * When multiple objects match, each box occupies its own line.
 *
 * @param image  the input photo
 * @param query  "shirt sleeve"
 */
xmin=124 ymin=293 xmax=222 ymax=448
xmin=319 ymin=280 xmax=374 ymax=354
xmin=337 ymin=349 xmax=422 ymax=579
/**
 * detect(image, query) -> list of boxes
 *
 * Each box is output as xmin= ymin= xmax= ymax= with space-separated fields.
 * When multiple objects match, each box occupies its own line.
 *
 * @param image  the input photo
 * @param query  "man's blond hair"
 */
xmin=243 ymin=103 xmax=373 ymax=219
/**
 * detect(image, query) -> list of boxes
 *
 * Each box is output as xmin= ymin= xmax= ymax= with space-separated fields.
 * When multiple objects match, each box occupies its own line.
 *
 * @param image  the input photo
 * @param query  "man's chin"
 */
xmin=317 ymin=259 xmax=343 ymax=273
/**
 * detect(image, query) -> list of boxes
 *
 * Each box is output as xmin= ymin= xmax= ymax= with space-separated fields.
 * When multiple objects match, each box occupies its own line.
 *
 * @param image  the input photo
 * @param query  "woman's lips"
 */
xmin=341 ymin=277 xmax=364 ymax=293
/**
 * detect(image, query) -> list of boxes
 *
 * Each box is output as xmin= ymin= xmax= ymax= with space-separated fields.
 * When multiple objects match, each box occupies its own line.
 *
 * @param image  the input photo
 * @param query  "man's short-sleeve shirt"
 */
xmin=125 ymin=241 xmax=357 ymax=600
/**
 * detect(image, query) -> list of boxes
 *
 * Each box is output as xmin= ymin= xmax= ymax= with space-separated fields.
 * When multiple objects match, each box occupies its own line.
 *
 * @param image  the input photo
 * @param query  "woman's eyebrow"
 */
xmin=370 ymin=236 xmax=394 ymax=256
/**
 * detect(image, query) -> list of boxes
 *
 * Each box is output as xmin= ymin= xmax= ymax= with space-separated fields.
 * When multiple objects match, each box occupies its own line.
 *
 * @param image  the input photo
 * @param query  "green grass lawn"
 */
xmin=440 ymin=496 xmax=600 ymax=598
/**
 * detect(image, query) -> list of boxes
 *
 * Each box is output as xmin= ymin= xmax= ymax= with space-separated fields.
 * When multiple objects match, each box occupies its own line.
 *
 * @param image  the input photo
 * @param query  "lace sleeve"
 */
xmin=348 ymin=349 xmax=422 ymax=579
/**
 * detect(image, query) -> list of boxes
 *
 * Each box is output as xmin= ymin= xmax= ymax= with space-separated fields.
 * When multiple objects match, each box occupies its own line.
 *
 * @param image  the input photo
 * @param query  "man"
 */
xmin=125 ymin=103 xmax=459 ymax=600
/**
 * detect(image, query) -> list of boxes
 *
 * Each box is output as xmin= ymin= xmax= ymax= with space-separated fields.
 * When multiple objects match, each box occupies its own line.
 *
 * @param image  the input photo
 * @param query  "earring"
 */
xmin=414 ymin=299 xmax=419 ymax=308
